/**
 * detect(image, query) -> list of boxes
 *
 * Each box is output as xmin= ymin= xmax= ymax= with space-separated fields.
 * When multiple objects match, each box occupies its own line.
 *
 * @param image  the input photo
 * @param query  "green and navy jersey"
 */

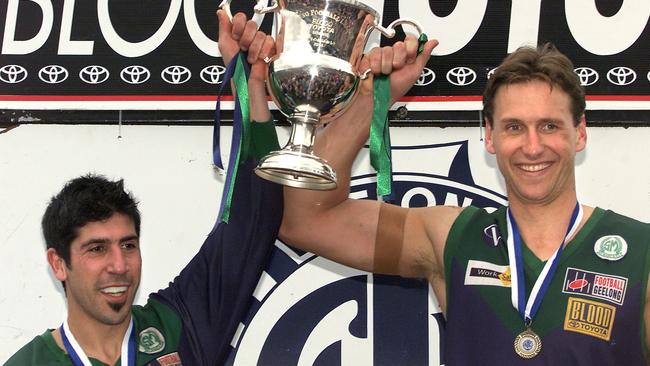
xmin=5 ymin=122 xmax=282 ymax=366
xmin=4 ymin=299 xmax=183 ymax=366
xmin=444 ymin=205 xmax=650 ymax=365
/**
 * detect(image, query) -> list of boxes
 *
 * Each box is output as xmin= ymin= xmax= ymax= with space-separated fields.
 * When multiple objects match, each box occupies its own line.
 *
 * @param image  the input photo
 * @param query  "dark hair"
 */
xmin=483 ymin=43 xmax=586 ymax=126
xmin=42 ymin=174 xmax=140 ymax=267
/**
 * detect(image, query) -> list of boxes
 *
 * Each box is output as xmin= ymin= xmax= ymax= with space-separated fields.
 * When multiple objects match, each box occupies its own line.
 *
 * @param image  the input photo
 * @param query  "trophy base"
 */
xmin=255 ymin=150 xmax=337 ymax=190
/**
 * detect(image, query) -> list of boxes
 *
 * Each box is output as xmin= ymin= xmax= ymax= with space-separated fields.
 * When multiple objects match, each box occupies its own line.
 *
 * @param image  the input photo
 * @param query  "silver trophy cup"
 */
xmin=221 ymin=0 xmax=422 ymax=190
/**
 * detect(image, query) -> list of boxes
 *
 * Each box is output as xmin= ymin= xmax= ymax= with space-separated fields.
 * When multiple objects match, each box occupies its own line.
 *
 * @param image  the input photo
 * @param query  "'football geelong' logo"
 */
xmin=226 ymin=141 xmax=506 ymax=365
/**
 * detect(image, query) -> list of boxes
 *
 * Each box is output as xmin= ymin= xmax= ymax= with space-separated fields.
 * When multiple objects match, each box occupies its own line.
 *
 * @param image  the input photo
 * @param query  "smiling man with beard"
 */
xmin=4 ymin=11 xmax=281 ymax=366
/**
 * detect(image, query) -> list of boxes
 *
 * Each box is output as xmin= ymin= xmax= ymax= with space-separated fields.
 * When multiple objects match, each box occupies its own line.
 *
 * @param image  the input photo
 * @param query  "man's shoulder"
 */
xmin=4 ymin=330 xmax=67 ymax=366
xmin=597 ymin=207 xmax=650 ymax=232
xmin=603 ymin=208 xmax=649 ymax=223
xmin=453 ymin=205 xmax=505 ymax=225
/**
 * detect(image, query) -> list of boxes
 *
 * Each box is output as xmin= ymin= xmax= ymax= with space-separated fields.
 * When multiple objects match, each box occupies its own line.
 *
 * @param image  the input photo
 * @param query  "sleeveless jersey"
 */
xmin=5 ymin=122 xmax=283 ymax=366
xmin=444 ymin=206 xmax=650 ymax=365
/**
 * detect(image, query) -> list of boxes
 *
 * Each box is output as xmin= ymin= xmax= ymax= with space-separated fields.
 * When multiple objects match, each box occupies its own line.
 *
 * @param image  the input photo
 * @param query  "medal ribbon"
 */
xmin=61 ymin=318 xmax=135 ymax=366
xmin=507 ymin=202 xmax=583 ymax=324
xmin=370 ymin=75 xmax=393 ymax=201
xmin=213 ymin=52 xmax=251 ymax=224
xmin=369 ymin=34 xmax=429 ymax=202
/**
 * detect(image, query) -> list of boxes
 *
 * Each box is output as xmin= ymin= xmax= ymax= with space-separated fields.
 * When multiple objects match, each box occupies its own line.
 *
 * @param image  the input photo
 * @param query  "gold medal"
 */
xmin=514 ymin=328 xmax=542 ymax=359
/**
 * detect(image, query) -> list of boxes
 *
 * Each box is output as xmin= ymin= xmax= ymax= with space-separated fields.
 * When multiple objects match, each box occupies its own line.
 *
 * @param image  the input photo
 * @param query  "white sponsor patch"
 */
xmin=562 ymin=267 xmax=628 ymax=305
xmin=464 ymin=260 xmax=511 ymax=287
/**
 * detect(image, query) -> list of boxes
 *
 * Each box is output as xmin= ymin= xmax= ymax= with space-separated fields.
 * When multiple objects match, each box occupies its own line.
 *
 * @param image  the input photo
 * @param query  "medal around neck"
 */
xmin=506 ymin=203 xmax=583 ymax=360
xmin=514 ymin=328 xmax=542 ymax=359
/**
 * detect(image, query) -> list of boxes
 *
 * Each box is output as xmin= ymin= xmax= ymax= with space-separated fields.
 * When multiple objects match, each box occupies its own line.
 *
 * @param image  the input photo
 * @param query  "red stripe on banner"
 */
xmin=401 ymin=96 xmax=483 ymax=102
xmin=1 ymin=95 xmax=650 ymax=102
xmin=585 ymin=95 xmax=650 ymax=101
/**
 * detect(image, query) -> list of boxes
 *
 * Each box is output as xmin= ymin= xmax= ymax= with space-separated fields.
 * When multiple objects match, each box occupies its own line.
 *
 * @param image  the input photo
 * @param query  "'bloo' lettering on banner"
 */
xmin=2 ymin=0 xmax=650 ymax=56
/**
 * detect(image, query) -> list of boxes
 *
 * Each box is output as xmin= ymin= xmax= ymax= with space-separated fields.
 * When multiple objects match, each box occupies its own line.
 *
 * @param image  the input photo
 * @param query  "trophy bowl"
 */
xmin=221 ymin=0 xmax=422 ymax=190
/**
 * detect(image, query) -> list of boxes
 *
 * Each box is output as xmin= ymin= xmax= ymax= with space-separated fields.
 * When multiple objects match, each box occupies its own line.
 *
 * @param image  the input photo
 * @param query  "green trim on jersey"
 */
xmin=444 ymin=205 xmax=650 ymax=361
xmin=250 ymin=119 xmax=280 ymax=160
xmin=5 ymin=297 xmax=183 ymax=366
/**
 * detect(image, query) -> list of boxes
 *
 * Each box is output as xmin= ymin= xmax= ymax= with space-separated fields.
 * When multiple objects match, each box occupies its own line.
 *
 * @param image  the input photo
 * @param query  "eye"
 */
xmin=88 ymin=245 xmax=105 ymax=254
xmin=541 ymin=122 xmax=558 ymax=132
xmin=121 ymin=241 xmax=139 ymax=251
xmin=505 ymin=123 xmax=523 ymax=133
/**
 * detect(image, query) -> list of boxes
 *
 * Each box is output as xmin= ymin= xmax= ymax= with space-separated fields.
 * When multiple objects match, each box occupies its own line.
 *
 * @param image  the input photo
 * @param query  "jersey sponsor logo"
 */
xmin=464 ymin=260 xmax=511 ymax=287
xmin=564 ymin=297 xmax=616 ymax=341
xmin=138 ymin=327 xmax=166 ymax=354
xmin=562 ymin=268 xmax=627 ymax=305
xmin=594 ymin=235 xmax=628 ymax=261
xmin=226 ymin=141 xmax=506 ymax=365
xmin=155 ymin=352 xmax=181 ymax=366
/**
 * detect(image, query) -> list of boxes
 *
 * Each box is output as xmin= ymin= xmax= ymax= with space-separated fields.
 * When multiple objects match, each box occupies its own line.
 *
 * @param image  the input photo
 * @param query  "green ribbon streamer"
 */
xmin=368 ymin=33 xmax=428 ymax=200
xmin=220 ymin=54 xmax=251 ymax=223
xmin=370 ymin=75 xmax=392 ymax=198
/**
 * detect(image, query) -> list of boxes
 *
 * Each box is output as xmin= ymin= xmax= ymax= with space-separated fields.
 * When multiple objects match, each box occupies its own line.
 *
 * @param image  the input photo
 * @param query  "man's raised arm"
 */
xmin=279 ymin=37 xmax=459 ymax=281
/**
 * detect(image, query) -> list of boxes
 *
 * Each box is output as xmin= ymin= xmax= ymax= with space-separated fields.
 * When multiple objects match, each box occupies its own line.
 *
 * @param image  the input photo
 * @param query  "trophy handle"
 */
xmin=218 ymin=0 xmax=235 ymax=19
xmin=359 ymin=18 xmax=426 ymax=79
xmin=254 ymin=0 xmax=280 ymax=14
xmin=218 ymin=0 xmax=274 ymax=20
xmin=373 ymin=18 xmax=424 ymax=39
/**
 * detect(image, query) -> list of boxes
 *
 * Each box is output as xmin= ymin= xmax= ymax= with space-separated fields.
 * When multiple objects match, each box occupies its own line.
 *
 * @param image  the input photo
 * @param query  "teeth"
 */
xmin=101 ymin=286 xmax=127 ymax=295
xmin=520 ymin=163 xmax=548 ymax=172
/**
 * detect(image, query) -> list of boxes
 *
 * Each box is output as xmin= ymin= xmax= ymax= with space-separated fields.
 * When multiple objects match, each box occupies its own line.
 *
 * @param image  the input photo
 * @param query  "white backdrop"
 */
xmin=0 ymin=123 xmax=649 ymax=363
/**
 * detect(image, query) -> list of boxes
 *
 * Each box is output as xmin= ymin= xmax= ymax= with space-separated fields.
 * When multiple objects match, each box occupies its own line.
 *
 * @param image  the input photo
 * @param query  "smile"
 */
xmin=519 ymin=163 xmax=550 ymax=172
xmin=100 ymin=286 xmax=128 ymax=296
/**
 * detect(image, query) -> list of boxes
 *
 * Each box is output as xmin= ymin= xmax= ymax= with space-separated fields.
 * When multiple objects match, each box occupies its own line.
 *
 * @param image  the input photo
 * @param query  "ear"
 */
xmin=575 ymin=115 xmax=587 ymax=152
xmin=484 ymin=118 xmax=496 ymax=154
xmin=47 ymin=248 xmax=68 ymax=282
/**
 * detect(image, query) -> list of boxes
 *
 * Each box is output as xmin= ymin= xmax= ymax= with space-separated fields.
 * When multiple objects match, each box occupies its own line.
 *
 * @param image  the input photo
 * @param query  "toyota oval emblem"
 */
xmin=606 ymin=66 xmax=636 ymax=86
xmin=574 ymin=67 xmax=599 ymax=86
xmin=39 ymin=65 xmax=68 ymax=84
xmin=121 ymin=65 xmax=151 ymax=85
xmin=161 ymin=66 xmax=192 ymax=84
xmin=0 ymin=65 xmax=27 ymax=84
xmin=486 ymin=68 xmax=497 ymax=80
xmin=0 ymin=64 xmax=28 ymax=83
xmin=79 ymin=65 xmax=110 ymax=84
xmin=414 ymin=68 xmax=436 ymax=86
xmin=446 ymin=67 xmax=477 ymax=86
xmin=200 ymin=65 xmax=227 ymax=84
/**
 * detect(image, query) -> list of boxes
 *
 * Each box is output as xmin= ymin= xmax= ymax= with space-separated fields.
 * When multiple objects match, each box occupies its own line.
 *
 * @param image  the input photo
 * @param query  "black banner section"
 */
xmin=1 ymin=1 xmax=649 ymax=124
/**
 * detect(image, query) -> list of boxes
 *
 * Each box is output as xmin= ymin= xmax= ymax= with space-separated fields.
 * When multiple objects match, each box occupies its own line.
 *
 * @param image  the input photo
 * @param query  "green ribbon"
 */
xmin=368 ymin=33 xmax=428 ymax=200
xmin=220 ymin=54 xmax=251 ymax=223
xmin=370 ymin=75 xmax=392 ymax=198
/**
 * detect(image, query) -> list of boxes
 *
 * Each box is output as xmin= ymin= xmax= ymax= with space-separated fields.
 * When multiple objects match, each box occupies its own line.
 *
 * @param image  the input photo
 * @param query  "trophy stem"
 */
xmin=286 ymin=110 xmax=319 ymax=154
xmin=254 ymin=110 xmax=337 ymax=190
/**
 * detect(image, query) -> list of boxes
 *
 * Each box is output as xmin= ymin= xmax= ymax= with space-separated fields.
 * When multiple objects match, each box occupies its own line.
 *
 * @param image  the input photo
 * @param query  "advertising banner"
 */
xmin=1 ymin=0 xmax=649 ymax=117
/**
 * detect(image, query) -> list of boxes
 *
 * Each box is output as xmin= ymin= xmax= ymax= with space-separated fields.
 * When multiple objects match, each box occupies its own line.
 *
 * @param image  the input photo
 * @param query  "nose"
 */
xmin=522 ymin=130 xmax=543 ymax=158
xmin=107 ymin=246 xmax=128 ymax=274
